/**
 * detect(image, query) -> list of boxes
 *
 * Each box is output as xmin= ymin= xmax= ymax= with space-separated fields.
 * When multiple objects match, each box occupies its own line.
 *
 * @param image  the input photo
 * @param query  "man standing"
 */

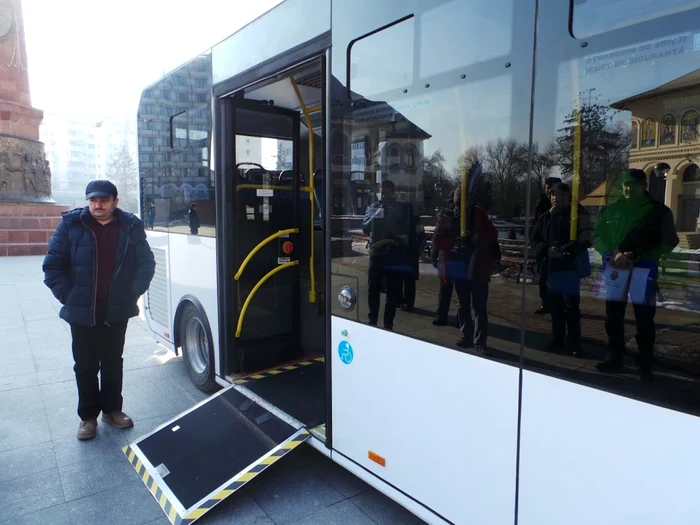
xmin=362 ymin=180 xmax=411 ymax=331
xmin=43 ymin=180 xmax=155 ymax=440
xmin=433 ymin=185 xmax=498 ymax=352
xmin=594 ymin=169 xmax=678 ymax=382
xmin=532 ymin=176 xmax=562 ymax=315
xmin=532 ymin=183 xmax=592 ymax=356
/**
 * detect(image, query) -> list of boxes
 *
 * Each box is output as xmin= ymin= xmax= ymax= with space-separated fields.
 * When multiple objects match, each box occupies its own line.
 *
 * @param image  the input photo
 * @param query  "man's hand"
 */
xmin=612 ymin=249 xmax=631 ymax=268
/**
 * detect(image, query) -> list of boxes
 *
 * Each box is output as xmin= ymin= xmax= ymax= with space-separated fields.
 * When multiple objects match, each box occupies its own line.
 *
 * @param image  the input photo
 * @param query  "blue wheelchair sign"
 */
xmin=338 ymin=341 xmax=354 ymax=365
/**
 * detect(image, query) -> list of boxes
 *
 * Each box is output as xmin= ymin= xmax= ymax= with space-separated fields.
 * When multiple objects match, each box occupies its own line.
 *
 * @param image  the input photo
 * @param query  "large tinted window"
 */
xmin=530 ymin=2 xmax=700 ymax=415
xmin=331 ymin=0 xmax=535 ymax=366
xmin=572 ymin=0 xmax=700 ymax=38
xmin=138 ymin=53 xmax=215 ymax=237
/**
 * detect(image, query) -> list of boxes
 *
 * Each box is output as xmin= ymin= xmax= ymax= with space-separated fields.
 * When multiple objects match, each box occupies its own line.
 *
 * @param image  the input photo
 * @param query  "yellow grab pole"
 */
xmin=234 ymin=228 xmax=299 ymax=281
xmin=290 ymin=76 xmax=316 ymax=303
xmin=571 ymin=108 xmax=581 ymax=241
xmin=570 ymin=59 xmax=581 ymax=241
xmin=236 ymin=261 xmax=299 ymax=338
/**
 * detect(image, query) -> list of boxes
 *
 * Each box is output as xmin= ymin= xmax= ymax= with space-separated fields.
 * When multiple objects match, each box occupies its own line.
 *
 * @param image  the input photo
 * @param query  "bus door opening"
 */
xmin=226 ymin=58 xmax=326 ymax=429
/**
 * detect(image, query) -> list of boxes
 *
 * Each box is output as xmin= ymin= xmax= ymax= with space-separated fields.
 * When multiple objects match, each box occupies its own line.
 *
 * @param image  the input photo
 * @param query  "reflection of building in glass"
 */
xmin=138 ymin=53 xmax=214 ymax=232
xmin=332 ymin=97 xmax=430 ymax=216
xmin=582 ymin=70 xmax=700 ymax=245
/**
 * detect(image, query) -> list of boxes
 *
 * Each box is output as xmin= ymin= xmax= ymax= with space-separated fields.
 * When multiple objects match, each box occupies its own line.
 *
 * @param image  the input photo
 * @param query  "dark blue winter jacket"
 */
xmin=42 ymin=207 xmax=156 ymax=327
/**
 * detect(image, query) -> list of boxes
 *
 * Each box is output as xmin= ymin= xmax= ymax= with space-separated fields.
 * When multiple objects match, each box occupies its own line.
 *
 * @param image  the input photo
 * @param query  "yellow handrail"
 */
xmin=234 ymin=228 xmax=299 ymax=281
xmin=290 ymin=76 xmax=316 ymax=303
xmin=235 ymin=260 xmax=299 ymax=338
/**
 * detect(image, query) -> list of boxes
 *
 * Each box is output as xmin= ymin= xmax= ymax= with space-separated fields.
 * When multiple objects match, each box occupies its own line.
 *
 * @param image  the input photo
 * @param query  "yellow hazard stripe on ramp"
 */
xmin=182 ymin=429 xmax=311 ymax=523
xmin=234 ymin=357 xmax=324 ymax=384
xmin=123 ymin=445 xmax=183 ymax=525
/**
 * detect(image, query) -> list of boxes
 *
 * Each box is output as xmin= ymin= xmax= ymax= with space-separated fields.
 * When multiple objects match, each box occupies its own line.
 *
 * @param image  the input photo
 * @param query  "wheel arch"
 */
xmin=173 ymin=295 xmax=215 ymax=361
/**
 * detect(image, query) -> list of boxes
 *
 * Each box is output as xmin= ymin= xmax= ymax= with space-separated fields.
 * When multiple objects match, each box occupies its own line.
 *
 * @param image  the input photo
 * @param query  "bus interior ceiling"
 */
xmin=227 ymin=60 xmax=326 ymax=428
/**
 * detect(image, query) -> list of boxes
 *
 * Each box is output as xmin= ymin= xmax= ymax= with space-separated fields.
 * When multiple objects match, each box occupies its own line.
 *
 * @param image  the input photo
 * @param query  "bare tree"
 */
xmin=421 ymin=149 xmax=458 ymax=213
xmin=106 ymin=143 xmax=139 ymax=213
xmin=549 ymin=88 xmax=632 ymax=194
xmin=484 ymin=139 xmax=528 ymax=218
xmin=530 ymin=142 xmax=556 ymax=195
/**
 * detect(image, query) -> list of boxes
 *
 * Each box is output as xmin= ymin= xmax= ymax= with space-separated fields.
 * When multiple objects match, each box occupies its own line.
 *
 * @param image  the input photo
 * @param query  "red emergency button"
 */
xmin=282 ymin=241 xmax=294 ymax=254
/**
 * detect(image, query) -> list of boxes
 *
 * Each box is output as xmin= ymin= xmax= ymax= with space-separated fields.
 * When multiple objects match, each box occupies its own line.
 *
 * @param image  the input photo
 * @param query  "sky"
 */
xmin=22 ymin=0 xmax=283 ymax=118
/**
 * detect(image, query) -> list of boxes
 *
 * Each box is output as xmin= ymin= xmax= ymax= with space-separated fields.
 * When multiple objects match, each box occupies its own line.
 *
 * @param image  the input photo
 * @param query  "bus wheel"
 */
xmin=180 ymin=303 xmax=217 ymax=393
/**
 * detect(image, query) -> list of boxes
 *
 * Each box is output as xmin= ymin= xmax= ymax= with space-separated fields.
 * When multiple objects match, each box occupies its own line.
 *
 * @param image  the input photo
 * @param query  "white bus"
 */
xmin=127 ymin=0 xmax=700 ymax=524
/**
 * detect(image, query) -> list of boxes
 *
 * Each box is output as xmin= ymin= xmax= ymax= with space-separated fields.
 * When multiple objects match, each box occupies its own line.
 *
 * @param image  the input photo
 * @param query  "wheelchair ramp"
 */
xmin=122 ymin=385 xmax=309 ymax=525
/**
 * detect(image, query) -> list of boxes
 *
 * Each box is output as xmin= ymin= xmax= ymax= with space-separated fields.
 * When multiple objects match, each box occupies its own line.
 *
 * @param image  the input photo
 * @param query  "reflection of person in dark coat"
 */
xmin=532 ymin=176 xmax=561 ymax=315
xmin=532 ymin=183 xmax=592 ymax=357
xmin=361 ymin=180 xmax=411 ymax=331
xmin=188 ymin=204 xmax=201 ymax=235
xmin=398 ymin=212 xmax=425 ymax=312
xmin=432 ymin=185 xmax=498 ymax=352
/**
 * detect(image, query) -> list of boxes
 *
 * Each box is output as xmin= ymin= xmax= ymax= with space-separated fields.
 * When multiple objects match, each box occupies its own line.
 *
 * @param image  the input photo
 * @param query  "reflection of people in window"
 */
xmin=361 ymin=180 xmax=411 ymax=331
xmin=594 ymin=169 xmax=679 ymax=382
xmin=147 ymin=204 xmax=155 ymax=230
xmin=188 ymin=203 xmax=200 ymax=235
xmin=432 ymin=185 xmax=498 ymax=353
xmin=532 ymin=176 xmax=562 ymax=315
xmin=532 ymin=183 xmax=592 ymax=357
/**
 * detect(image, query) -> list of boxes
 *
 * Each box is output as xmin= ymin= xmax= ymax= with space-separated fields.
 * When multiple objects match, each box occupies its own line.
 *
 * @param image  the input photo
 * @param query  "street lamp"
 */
xmin=653 ymin=162 xmax=670 ymax=180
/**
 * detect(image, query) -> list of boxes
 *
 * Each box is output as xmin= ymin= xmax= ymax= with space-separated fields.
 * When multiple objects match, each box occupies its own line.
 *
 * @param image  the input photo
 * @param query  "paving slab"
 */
xmin=0 ymin=256 xmax=424 ymax=525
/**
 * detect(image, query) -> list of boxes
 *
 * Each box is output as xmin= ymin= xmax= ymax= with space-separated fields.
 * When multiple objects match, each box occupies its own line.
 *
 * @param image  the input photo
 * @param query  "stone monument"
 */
xmin=0 ymin=0 xmax=66 ymax=256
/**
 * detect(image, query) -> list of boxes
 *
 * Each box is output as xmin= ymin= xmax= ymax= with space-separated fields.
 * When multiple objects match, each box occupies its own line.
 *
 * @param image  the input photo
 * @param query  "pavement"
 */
xmin=0 ymin=256 xmax=425 ymax=525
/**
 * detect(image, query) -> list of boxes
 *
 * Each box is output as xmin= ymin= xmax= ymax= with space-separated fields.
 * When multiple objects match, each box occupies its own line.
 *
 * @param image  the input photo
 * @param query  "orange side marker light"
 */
xmin=368 ymin=451 xmax=386 ymax=467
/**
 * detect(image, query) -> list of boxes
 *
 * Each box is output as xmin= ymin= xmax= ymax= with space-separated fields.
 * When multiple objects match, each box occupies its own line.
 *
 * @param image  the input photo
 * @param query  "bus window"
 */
xmin=138 ymin=53 xmax=215 ymax=237
xmin=331 ymin=0 xmax=531 ymax=364
xmin=572 ymin=0 xmax=700 ymax=38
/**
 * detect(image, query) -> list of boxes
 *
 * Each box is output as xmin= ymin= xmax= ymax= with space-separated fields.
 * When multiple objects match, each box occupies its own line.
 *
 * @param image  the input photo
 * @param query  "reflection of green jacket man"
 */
xmin=594 ymin=169 xmax=679 ymax=271
xmin=594 ymin=168 xmax=679 ymax=381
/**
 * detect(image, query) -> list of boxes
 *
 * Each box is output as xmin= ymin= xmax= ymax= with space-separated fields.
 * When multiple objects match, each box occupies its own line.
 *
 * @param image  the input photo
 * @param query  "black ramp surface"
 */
xmin=136 ymin=387 xmax=297 ymax=510
xmin=243 ymin=360 xmax=325 ymax=427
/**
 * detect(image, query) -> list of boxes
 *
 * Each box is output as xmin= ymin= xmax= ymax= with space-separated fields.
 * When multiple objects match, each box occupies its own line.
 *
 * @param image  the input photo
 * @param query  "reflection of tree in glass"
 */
xmin=549 ymin=88 xmax=633 ymax=194
xmin=484 ymin=139 xmax=528 ymax=219
xmin=455 ymin=147 xmax=494 ymax=212
xmin=107 ymin=143 xmax=139 ymax=213
xmin=421 ymin=150 xmax=457 ymax=213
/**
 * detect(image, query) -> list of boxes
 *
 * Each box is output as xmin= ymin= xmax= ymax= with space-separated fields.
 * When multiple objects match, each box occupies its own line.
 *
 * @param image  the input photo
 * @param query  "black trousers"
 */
xmin=367 ymin=265 xmax=402 ymax=329
xmin=399 ymin=275 xmax=416 ymax=308
xmin=538 ymin=264 xmax=549 ymax=309
xmin=70 ymin=321 xmax=128 ymax=421
xmin=549 ymin=291 xmax=581 ymax=348
xmin=605 ymin=296 xmax=657 ymax=370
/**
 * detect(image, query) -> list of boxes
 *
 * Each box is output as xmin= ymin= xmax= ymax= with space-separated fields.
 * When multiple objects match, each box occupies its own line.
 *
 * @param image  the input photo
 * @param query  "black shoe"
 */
xmin=570 ymin=347 xmax=584 ymax=358
xmin=432 ymin=317 xmax=448 ymax=326
xmin=534 ymin=306 xmax=549 ymax=315
xmin=456 ymin=338 xmax=474 ymax=350
xmin=475 ymin=344 xmax=490 ymax=355
xmin=384 ymin=325 xmax=393 ymax=331
xmin=544 ymin=341 xmax=566 ymax=353
xmin=596 ymin=359 xmax=624 ymax=373
xmin=401 ymin=305 xmax=414 ymax=312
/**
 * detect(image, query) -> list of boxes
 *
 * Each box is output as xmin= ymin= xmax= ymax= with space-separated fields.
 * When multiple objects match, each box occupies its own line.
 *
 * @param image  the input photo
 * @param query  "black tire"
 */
xmin=179 ymin=303 xmax=218 ymax=393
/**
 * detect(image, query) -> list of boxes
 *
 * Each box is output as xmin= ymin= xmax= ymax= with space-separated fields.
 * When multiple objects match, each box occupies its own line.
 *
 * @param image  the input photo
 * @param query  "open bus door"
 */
xmin=124 ymin=59 xmax=327 ymax=525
